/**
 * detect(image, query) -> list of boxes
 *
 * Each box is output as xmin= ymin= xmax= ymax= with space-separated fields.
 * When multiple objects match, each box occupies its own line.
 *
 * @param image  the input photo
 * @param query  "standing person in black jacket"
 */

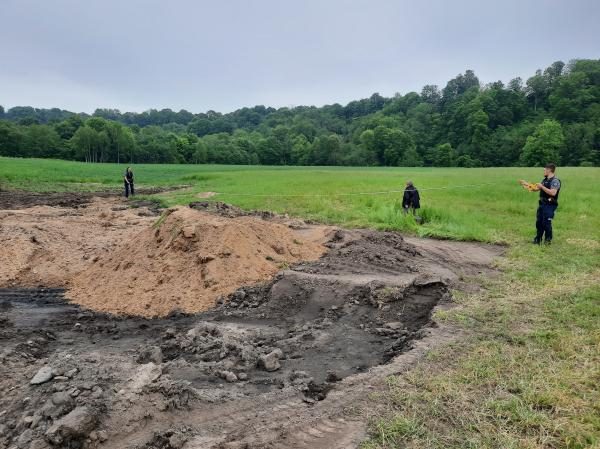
xmin=402 ymin=181 xmax=420 ymax=215
xmin=124 ymin=167 xmax=135 ymax=198
xmin=533 ymin=163 xmax=561 ymax=245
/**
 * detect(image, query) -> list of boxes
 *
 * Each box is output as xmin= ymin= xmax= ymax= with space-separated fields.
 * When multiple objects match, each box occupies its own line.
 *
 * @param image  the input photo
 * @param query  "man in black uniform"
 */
xmin=533 ymin=163 xmax=561 ymax=245
xmin=124 ymin=166 xmax=134 ymax=198
xmin=402 ymin=180 xmax=420 ymax=215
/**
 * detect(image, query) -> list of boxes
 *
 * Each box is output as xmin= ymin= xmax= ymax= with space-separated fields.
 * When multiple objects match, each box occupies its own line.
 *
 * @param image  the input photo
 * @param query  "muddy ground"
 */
xmin=0 ymin=192 xmax=502 ymax=449
xmin=0 ymin=189 xmax=170 ymax=212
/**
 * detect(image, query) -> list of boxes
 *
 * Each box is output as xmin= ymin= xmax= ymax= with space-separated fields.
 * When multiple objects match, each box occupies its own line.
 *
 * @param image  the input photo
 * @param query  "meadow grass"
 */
xmin=1 ymin=157 xmax=599 ymax=447
xmin=2 ymin=157 xmax=598 ymax=243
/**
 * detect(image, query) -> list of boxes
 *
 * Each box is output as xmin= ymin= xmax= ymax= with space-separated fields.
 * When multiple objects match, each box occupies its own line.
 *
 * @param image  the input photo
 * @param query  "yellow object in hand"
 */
xmin=519 ymin=180 xmax=540 ymax=192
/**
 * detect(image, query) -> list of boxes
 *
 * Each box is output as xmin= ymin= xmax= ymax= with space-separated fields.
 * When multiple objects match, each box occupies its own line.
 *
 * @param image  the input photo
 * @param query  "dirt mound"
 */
xmin=0 ymin=232 xmax=500 ymax=449
xmin=0 ymin=229 xmax=501 ymax=449
xmin=67 ymin=207 xmax=327 ymax=317
xmin=0 ymin=198 xmax=159 ymax=288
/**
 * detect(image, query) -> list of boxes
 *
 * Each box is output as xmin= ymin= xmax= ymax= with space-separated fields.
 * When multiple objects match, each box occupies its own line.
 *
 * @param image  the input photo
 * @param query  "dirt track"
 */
xmin=0 ymin=193 xmax=502 ymax=449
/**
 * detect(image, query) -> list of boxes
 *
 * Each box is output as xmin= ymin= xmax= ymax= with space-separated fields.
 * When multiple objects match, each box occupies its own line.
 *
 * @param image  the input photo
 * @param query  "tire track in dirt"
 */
xmin=175 ymin=322 xmax=460 ymax=449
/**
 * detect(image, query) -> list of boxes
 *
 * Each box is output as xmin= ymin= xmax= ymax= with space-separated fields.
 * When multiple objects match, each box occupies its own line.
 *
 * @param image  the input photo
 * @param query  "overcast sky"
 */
xmin=1 ymin=0 xmax=598 ymax=114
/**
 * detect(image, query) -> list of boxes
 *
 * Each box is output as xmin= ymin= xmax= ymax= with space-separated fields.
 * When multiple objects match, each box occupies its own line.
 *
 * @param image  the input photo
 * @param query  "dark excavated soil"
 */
xmin=0 ymin=198 xmax=502 ymax=449
xmin=0 ymin=189 xmax=169 ymax=211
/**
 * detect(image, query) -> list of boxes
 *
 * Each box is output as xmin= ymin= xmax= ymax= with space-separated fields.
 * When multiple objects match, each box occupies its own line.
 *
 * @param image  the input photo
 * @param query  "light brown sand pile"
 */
xmin=67 ymin=207 xmax=327 ymax=317
xmin=0 ymin=200 xmax=156 ymax=287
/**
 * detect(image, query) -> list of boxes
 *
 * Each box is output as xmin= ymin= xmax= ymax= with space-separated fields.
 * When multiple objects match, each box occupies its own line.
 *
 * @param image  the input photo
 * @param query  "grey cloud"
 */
xmin=1 ymin=0 xmax=598 ymax=113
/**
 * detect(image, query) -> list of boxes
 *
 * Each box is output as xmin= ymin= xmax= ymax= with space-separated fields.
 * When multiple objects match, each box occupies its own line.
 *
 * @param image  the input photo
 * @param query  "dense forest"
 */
xmin=1 ymin=59 xmax=599 ymax=166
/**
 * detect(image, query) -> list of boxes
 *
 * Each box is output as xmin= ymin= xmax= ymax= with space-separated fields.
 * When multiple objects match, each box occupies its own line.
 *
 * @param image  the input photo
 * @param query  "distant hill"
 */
xmin=1 ymin=58 xmax=598 ymax=166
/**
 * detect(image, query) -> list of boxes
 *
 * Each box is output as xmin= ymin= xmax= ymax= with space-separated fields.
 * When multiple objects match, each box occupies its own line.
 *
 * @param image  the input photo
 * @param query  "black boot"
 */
xmin=532 ymin=237 xmax=541 ymax=244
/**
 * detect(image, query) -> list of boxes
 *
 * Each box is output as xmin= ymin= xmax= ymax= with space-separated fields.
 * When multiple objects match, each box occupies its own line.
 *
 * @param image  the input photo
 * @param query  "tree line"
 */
xmin=1 ymin=59 xmax=598 ymax=166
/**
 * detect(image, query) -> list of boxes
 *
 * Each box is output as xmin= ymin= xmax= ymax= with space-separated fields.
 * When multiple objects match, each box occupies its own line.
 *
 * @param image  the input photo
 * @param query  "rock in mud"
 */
xmin=149 ymin=378 xmax=198 ymax=410
xmin=169 ymin=433 xmax=187 ymax=449
xmin=29 ymin=439 xmax=51 ymax=449
xmin=182 ymin=226 xmax=196 ymax=238
xmin=290 ymin=370 xmax=313 ymax=386
xmin=136 ymin=345 xmax=163 ymax=364
xmin=326 ymin=371 xmax=341 ymax=382
xmin=30 ymin=366 xmax=54 ymax=385
xmin=45 ymin=406 xmax=98 ymax=445
xmin=145 ymin=428 xmax=190 ymax=449
xmin=79 ymin=381 xmax=95 ymax=391
xmin=51 ymin=391 xmax=74 ymax=406
xmin=97 ymin=430 xmax=108 ymax=442
xmin=129 ymin=362 xmax=162 ymax=393
xmin=374 ymin=327 xmax=396 ymax=336
xmin=40 ymin=391 xmax=75 ymax=419
xmin=91 ymin=386 xmax=104 ymax=399
xmin=219 ymin=371 xmax=238 ymax=383
xmin=17 ymin=428 xmax=33 ymax=448
xmin=258 ymin=349 xmax=283 ymax=372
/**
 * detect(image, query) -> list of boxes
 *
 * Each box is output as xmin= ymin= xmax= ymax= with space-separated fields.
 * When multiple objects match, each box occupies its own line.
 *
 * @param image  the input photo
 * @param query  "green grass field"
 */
xmin=2 ymin=157 xmax=599 ymax=448
xmin=2 ymin=157 xmax=599 ymax=244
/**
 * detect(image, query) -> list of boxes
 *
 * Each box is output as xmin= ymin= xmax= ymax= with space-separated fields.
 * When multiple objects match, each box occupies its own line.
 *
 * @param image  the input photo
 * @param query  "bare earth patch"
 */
xmin=0 ymin=194 xmax=502 ymax=449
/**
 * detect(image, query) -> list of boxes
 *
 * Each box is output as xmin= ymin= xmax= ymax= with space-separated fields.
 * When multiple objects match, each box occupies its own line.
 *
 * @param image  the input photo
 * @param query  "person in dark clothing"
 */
xmin=533 ymin=163 xmax=561 ymax=244
xmin=402 ymin=181 xmax=420 ymax=215
xmin=124 ymin=167 xmax=134 ymax=198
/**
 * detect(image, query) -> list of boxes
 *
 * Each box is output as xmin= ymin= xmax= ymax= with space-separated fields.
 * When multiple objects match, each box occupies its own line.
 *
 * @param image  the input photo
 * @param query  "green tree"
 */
xmin=400 ymin=145 xmax=423 ymax=167
xmin=118 ymin=127 xmax=136 ymax=163
xmin=385 ymin=129 xmax=416 ymax=166
xmin=455 ymin=154 xmax=478 ymax=167
xmin=1 ymin=59 xmax=599 ymax=167
xmin=359 ymin=129 xmax=377 ymax=164
xmin=0 ymin=121 xmax=24 ymax=156
xmin=312 ymin=135 xmax=342 ymax=165
xmin=135 ymin=127 xmax=181 ymax=163
xmin=421 ymin=85 xmax=441 ymax=105
xmin=271 ymin=126 xmax=294 ymax=164
xmin=367 ymin=126 xmax=416 ymax=166
xmin=429 ymin=143 xmax=456 ymax=166
xmin=519 ymin=119 xmax=565 ymax=166
xmin=192 ymin=141 xmax=208 ymax=163
xmin=23 ymin=125 xmax=63 ymax=158
xmin=508 ymin=77 xmax=523 ymax=92
xmin=466 ymin=108 xmax=491 ymax=164
xmin=54 ymin=116 xmax=84 ymax=140
xmin=525 ymin=70 xmax=548 ymax=112
xmin=71 ymin=126 xmax=99 ymax=162
xmin=290 ymin=135 xmax=312 ymax=165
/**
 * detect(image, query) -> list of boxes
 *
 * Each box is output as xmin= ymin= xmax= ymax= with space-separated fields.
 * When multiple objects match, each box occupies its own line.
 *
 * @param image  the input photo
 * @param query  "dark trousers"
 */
xmin=536 ymin=204 xmax=557 ymax=242
xmin=124 ymin=182 xmax=135 ymax=198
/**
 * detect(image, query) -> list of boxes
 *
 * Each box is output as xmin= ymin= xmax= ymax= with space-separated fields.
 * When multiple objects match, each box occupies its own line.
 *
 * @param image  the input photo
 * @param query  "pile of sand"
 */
xmin=67 ymin=207 xmax=327 ymax=317
xmin=0 ymin=200 xmax=157 ymax=287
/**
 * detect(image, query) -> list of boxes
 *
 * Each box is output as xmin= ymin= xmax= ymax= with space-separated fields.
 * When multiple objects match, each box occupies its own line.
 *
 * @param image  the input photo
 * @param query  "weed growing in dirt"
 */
xmin=152 ymin=211 xmax=169 ymax=229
